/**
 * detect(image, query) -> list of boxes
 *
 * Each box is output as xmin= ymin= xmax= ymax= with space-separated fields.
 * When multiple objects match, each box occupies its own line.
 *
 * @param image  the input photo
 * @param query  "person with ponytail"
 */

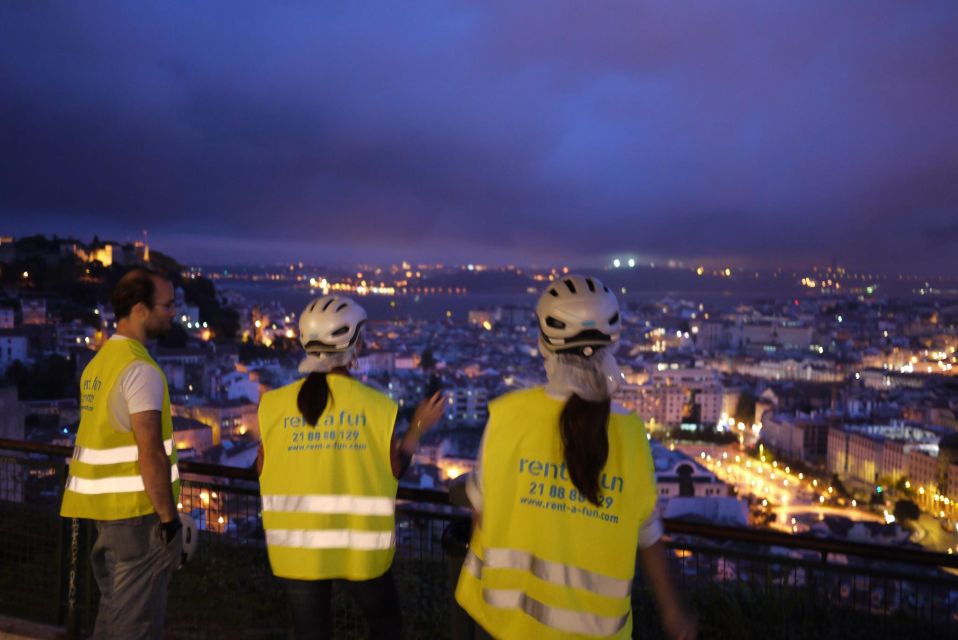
xmin=256 ymin=295 xmax=445 ymax=640
xmin=456 ymin=275 xmax=696 ymax=640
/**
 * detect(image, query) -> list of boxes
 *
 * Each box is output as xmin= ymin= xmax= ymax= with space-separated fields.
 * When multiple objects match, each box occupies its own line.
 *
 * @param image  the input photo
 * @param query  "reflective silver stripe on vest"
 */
xmin=73 ymin=439 xmax=175 ymax=465
xmin=464 ymin=548 xmax=631 ymax=598
xmin=262 ymin=494 xmax=395 ymax=516
xmin=463 ymin=547 xmax=483 ymax=576
xmin=266 ymin=528 xmax=395 ymax=550
xmin=480 ymin=587 xmax=629 ymax=637
xmin=65 ymin=465 xmax=180 ymax=495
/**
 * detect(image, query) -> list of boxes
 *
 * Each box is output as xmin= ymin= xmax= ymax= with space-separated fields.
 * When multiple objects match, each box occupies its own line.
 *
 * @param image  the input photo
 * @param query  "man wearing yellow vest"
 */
xmin=60 ymin=268 xmax=182 ymax=639
xmin=456 ymin=275 xmax=697 ymax=640
xmin=256 ymin=295 xmax=446 ymax=639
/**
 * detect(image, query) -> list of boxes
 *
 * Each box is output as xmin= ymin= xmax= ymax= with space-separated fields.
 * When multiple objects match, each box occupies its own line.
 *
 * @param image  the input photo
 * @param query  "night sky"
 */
xmin=2 ymin=2 xmax=957 ymax=273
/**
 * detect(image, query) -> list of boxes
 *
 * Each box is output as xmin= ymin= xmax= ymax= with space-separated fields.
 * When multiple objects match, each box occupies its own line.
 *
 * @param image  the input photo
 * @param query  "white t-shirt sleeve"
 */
xmin=637 ymin=513 xmax=664 ymax=549
xmin=108 ymin=361 xmax=165 ymax=432
xmin=121 ymin=362 xmax=165 ymax=414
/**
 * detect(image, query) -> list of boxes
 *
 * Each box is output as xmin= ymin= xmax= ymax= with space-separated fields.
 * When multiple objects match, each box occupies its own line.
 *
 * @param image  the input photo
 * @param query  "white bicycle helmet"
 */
xmin=298 ymin=295 xmax=367 ymax=354
xmin=536 ymin=275 xmax=621 ymax=356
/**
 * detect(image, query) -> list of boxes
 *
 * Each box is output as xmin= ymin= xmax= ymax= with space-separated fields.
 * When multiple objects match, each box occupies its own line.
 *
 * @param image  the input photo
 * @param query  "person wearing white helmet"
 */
xmin=455 ymin=275 xmax=697 ymax=640
xmin=255 ymin=294 xmax=446 ymax=640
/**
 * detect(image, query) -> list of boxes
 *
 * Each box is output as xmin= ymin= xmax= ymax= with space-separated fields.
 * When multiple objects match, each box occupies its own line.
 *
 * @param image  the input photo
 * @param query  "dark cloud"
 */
xmin=1 ymin=1 xmax=956 ymax=273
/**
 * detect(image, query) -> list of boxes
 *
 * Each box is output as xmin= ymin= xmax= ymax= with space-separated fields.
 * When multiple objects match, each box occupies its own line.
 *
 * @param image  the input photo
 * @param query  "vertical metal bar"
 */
xmin=65 ymin=517 xmax=79 ymax=639
xmin=883 ymin=577 xmax=889 ymax=640
xmin=53 ymin=460 xmax=66 ymax=627
xmin=82 ymin=519 xmax=98 ymax=636
xmin=918 ymin=582 xmax=924 ymax=627
xmin=928 ymin=585 xmax=935 ymax=624
xmin=949 ymin=582 xmax=954 ymax=637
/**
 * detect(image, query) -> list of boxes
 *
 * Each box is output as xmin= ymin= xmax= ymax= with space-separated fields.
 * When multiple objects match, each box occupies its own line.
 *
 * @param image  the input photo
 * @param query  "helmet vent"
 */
xmin=332 ymin=326 xmax=349 ymax=337
xmin=603 ymin=285 xmax=610 ymax=292
xmin=545 ymin=316 xmax=566 ymax=329
xmin=609 ymin=312 xmax=619 ymax=324
xmin=564 ymin=279 xmax=577 ymax=294
xmin=308 ymin=300 xmax=319 ymax=313
xmin=335 ymin=303 xmax=349 ymax=312
xmin=585 ymin=278 xmax=596 ymax=292
xmin=548 ymin=288 xmax=559 ymax=297
xmin=322 ymin=298 xmax=336 ymax=311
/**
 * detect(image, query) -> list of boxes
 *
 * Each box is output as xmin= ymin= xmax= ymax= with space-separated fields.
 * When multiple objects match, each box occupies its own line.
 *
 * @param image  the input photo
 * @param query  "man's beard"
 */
xmin=145 ymin=320 xmax=170 ymax=339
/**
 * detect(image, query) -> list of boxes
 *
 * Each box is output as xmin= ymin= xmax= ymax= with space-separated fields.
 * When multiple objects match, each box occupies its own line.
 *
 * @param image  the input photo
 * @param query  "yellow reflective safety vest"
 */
xmin=60 ymin=337 xmax=179 ymax=520
xmin=456 ymin=388 xmax=657 ymax=639
xmin=258 ymin=374 xmax=399 ymax=581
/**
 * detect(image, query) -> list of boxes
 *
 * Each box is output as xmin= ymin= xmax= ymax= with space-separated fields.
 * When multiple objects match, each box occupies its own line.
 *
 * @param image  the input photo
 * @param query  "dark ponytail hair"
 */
xmin=298 ymin=372 xmax=333 ymax=426
xmin=559 ymin=393 xmax=610 ymax=506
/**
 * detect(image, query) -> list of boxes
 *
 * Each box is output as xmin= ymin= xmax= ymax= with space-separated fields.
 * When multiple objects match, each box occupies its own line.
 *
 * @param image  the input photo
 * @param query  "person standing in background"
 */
xmin=61 ymin=268 xmax=183 ymax=639
xmin=257 ymin=294 xmax=446 ymax=639
xmin=456 ymin=275 xmax=697 ymax=640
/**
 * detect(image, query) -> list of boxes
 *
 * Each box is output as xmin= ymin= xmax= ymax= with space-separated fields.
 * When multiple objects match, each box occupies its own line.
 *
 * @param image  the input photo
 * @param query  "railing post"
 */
xmin=65 ymin=517 xmax=79 ymax=639
xmin=52 ymin=459 xmax=66 ymax=629
xmin=441 ymin=518 xmax=473 ymax=640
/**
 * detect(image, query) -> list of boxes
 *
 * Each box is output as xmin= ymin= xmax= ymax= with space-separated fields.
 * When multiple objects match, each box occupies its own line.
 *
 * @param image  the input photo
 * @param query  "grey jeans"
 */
xmin=90 ymin=513 xmax=182 ymax=640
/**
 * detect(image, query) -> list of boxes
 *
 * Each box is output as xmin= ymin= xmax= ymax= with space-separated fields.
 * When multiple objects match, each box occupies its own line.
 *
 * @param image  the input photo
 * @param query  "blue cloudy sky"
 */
xmin=2 ymin=2 xmax=957 ymax=273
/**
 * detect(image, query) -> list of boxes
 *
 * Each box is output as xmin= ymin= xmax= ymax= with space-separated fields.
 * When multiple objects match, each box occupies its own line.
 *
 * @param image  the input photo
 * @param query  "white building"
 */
xmin=760 ymin=412 xmax=830 ymax=464
xmin=356 ymin=351 xmax=396 ymax=375
xmin=219 ymin=370 xmax=261 ymax=403
xmin=651 ymin=441 xmax=730 ymax=501
xmin=0 ymin=335 xmax=28 ymax=374
xmin=734 ymin=321 xmax=813 ymax=353
xmin=616 ymin=384 xmax=687 ymax=429
xmin=733 ymin=358 xmax=844 ymax=383
xmin=616 ymin=367 xmax=725 ymax=429
xmin=447 ymin=386 xmax=489 ymax=425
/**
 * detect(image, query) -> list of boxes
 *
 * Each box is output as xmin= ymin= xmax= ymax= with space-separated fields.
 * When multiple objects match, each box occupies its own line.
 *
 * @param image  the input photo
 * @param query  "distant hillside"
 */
xmin=0 ymin=234 xmax=239 ymax=340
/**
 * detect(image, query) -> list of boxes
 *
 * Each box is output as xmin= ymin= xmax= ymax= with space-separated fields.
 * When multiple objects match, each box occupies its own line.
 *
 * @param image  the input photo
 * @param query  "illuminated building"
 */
xmin=172 ymin=417 xmax=215 ymax=459
xmin=761 ymin=412 xmax=831 ymax=465
xmin=827 ymin=421 xmax=939 ymax=494
xmin=20 ymin=299 xmax=47 ymax=325
xmin=176 ymin=401 xmax=259 ymax=444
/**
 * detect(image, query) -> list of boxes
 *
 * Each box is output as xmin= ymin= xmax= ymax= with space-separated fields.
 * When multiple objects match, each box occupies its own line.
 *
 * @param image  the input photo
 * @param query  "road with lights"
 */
xmin=675 ymin=442 xmax=958 ymax=551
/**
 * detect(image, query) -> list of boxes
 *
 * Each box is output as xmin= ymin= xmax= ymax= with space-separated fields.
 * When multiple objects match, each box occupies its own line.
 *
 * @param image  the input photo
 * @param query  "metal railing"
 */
xmin=2 ymin=438 xmax=957 ymax=639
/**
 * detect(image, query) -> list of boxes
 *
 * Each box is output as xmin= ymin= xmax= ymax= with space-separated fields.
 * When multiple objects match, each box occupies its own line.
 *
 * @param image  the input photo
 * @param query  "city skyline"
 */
xmin=2 ymin=2 xmax=958 ymax=274
xmin=2 ymin=198 xmax=958 ymax=636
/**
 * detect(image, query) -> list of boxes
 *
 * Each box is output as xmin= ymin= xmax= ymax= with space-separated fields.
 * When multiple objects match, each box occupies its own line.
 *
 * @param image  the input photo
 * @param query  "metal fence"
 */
xmin=2 ymin=438 xmax=958 ymax=639
xmin=642 ymin=521 xmax=958 ymax=639
xmin=0 ymin=443 xmax=67 ymax=627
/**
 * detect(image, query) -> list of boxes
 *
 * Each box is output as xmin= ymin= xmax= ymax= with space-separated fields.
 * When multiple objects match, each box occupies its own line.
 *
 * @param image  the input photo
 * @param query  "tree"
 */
xmin=3 ymin=356 xmax=76 ymax=400
xmin=734 ymin=392 xmax=756 ymax=425
xmin=830 ymin=474 xmax=850 ymax=499
xmin=157 ymin=324 xmax=189 ymax=348
xmin=870 ymin=487 xmax=886 ymax=506
xmin=180 ymin=274 xmax=240 ymax=340
xmin=420 ymin=348 xmax=436 ymax=371
xmin=146 ymin=249 xmax=184 ymax=279
xmin=893 ymin=500 xmax=920 ymax=523
xmin=894 ymin=476 xmax=915 ymax=498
